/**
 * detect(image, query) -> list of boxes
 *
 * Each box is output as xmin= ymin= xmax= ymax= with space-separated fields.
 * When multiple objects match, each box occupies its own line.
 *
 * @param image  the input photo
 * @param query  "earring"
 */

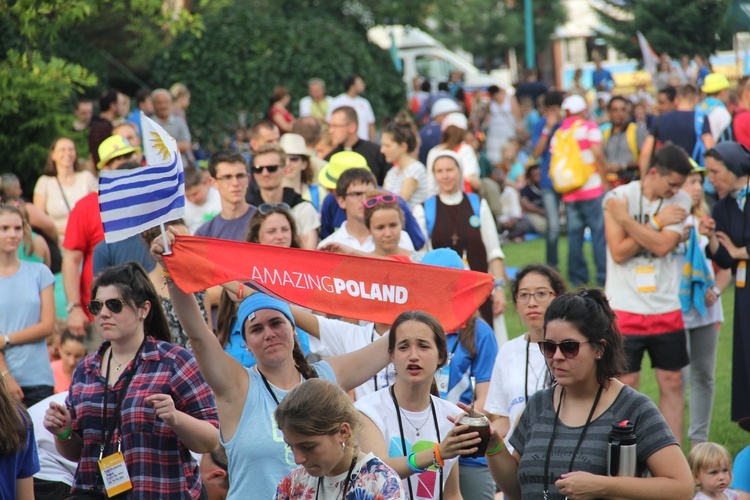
xmin=341 ymin=442 xmax=346 ymax=453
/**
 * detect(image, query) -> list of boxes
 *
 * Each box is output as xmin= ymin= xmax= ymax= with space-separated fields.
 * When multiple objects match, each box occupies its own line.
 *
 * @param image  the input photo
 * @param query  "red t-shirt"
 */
xmin=63 ymin=192 xmax=104 ymax=319
xmin=733 ymin=107 xmax=750 ymax=150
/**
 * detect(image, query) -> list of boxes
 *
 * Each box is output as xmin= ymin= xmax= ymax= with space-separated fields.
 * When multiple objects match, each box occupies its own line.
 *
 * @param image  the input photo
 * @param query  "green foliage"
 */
xmin=153 ymin=0 xmax=407 ymax=148
xmin=594 ymin=0 xmax=732 ymax=59
xmin=430 ymin=0 xmax=566 ymax=70
xmin=0 ymin=50 xmax=97 ymax=188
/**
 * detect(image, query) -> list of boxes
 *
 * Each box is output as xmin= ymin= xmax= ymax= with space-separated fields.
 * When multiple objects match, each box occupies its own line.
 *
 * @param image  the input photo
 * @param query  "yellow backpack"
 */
xmin=549 ymin=122 xmax=595 ymax=194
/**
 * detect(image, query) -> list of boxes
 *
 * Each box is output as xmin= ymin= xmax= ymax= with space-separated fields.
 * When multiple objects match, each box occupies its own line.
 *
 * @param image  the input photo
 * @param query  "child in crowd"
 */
xmin=688 ymin=442 xmax=740 ymax=499
xmin=50 ymin=330 xmax=86 ymax=394
xmin=183 ymin=166 xmax=222 ymax=234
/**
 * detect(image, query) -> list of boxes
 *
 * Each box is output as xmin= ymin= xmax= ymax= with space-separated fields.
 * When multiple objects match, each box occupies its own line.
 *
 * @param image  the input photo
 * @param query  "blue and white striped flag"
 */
xmin=99 ymin=112 xmax=186 ymax=243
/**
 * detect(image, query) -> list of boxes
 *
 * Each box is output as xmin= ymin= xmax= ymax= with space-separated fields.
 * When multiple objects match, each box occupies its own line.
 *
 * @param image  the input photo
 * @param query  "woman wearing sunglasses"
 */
xmin=0 ymin=203 xmax=55 ymax=407
xmin=484 ymin=264 xmax=566 ymax=454
xmin=151 ymin=228 xmax=392 ymax=499
xmin=43 ymin=262 xmax=220 ymax=498
xmin=413 ymin=150 xmax=506 ymax=325
xmin=485 ymin=289 xmax=692 ymax=499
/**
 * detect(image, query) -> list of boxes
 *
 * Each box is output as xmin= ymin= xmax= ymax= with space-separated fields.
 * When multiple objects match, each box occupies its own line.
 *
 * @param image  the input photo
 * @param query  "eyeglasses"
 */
xmin=258 ymin=202 xmax=291 ymax=215
xmin=516 ymin=291 xmax=557 ymax=303
xmin=88 ymin=298 xmax=127 ymax=316
xmin=215 ymin=173 xmax=249 ymax=183
xmin=363 ymin=193 xmax=398 ymax=208
xmin=344 ymin=190 xmax=369 ymax=199
xmin=287 ymin=155 xmax=304 ymax=163
xmin=538 ymin=340 xmax=596 ymax=359
xmin=253 ymin=164 xmax=280 ymax=173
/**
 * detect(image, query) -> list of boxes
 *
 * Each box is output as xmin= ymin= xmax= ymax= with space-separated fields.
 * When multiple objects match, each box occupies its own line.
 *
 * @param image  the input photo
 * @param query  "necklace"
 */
xmin=398 ymin=408 xmax=431 ymax=436
xmin=109 ymin=349 xmax=135 ymax=372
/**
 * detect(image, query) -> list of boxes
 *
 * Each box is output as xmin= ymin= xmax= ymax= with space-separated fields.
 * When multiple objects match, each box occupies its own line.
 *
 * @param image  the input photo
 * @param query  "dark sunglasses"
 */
xmin=363 ymin=193 xmax=398 ymax=209
xmin=258 ymin=202 xmax=291 ymax=215
xmin=252 ymin=164 xmax=280 ymax=173
xmin=88 ymin=298 xmax=127 ymax=316
xmin=538 ymin=339 xmax=596 ymax=359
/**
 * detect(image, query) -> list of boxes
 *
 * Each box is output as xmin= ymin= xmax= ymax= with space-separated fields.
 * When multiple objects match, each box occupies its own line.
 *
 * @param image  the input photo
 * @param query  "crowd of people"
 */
xmin=0 ymin=61 xmax=749 ymax=500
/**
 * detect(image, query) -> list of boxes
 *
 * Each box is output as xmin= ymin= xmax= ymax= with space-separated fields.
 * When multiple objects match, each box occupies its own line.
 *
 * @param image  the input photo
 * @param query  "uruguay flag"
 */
xmin=99 ymin=112 xmax=186 ymax=243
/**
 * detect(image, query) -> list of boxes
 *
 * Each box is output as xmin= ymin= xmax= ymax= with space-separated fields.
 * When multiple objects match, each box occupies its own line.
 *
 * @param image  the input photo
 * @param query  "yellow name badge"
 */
xmin=738 ymin=261 xmax=747 ymax=289
xmin=98 ymin=451 xmax=133 ymax=497
xmin=636 ymin=265 xmax=656 ymax=293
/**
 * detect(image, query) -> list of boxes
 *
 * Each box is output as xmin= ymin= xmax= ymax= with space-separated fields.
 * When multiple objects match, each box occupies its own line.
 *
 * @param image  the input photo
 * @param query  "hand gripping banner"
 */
xmin=162 ymin=235 xmax=494 ymax=331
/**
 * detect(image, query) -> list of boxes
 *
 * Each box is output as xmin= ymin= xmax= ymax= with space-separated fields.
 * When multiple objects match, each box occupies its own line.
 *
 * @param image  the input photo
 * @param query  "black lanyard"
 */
xmin=390 ymin=385 xmax=443 ymax=500
xmin=446 ymin=334 xmax=460 ymax=367
xmin=258 ymin=367 xmax=306 ymax=406
xmin=542 ymin=384 xmax=604 ymax=499
xmin=639 ymin=185 xmax=664 ymax=225
xmin=100 ymin=339 xmax=146 ymax=459
xmin=315 ymin=453 xmax=358 ymax=500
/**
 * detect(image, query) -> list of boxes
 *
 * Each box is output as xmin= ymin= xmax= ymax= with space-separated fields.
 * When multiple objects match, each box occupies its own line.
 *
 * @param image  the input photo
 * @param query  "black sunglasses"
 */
xmin=538 ymin=339 xmax=596 ymax=359
xmin=252 ymin=164 xmax=280 ymax=173
xmin=88 ymin=298 xmax=126 ymax=316
xmin=258 ymin=202 xmax=291 ymax=215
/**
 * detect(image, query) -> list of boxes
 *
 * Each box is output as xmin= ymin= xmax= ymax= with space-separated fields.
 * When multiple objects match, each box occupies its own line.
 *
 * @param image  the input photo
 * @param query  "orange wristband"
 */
xmin=237 ymin=283 xmax=245 ymax=300
xmin=433 ymin=443 xmax=445 ymax=467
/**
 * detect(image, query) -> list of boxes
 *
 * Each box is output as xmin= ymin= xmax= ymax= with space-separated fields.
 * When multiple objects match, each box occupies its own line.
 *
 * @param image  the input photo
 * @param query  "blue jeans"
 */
xmin=541 ymin=188 xmax=561 ymax=268
xmin=565 ymin=195 xmax=606 ymax=286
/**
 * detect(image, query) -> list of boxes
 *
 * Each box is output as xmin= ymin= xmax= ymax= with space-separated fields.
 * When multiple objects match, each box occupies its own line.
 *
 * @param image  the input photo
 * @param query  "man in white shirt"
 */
xmin=318 ymin=168 xmax=414 ymax=252
xmin=327 ymin=74 xmax=376 ymax=142
xmin=298 ymin=78 xmax=333 ymax=123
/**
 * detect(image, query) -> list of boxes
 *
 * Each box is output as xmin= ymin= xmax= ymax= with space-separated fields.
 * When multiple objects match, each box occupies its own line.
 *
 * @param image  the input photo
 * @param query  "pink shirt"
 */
xmin=551 ymin=116 xmax=604 ymax=202
xmin=51 ymin=359 xmax=70 ymax=394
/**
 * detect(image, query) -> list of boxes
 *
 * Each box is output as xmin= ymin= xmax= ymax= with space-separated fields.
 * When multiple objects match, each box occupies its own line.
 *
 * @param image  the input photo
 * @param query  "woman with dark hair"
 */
xmin=274 ymin=379 xmax=406 ymax=499
xmin=356 ymin=310 xmax=482 ymax=500
xmin=151 ymin=229 xmax=392 ymax=499
xmin=280 ymin=133 xmax=325 ymax=213
xmin=43 ymin=262 xmax=219 ymax=498
xmin=485 ymin=264 xmax=566 ymax=452
xmin=381 ymin=113 xmax=429 ymax=209
xmin=485 ymin=289 xmax=692 ymax=499
xmin=269 ymin=85 xmax=295 ymax=134
xmin=33 ymin=138 xmax=96 ymax=242
xmin=0 ymin=354 xmax=39 ymax=499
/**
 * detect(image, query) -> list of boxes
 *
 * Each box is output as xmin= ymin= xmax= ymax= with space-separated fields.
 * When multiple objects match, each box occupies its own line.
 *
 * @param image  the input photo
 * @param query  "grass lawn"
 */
xmin=500 ymin=236 xmax=746 ymax=456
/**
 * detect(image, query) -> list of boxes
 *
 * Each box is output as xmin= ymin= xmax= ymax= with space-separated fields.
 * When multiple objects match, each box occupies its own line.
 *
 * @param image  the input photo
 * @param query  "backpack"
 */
xmin=602 ymin=122 xmax=639 ymax=162
xmin=424 ymin=193 xmax=481 ymax=237
xmin=308 ymin=184 xmax=320 ymax=213
xmin=694 ymin=98 xmax=733 ymax=167
xmin=549 ymin=122 xmax=594 ymax=194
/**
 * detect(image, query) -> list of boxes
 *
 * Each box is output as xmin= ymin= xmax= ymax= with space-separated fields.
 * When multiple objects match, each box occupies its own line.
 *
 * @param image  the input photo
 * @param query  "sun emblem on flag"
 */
xmin=150 ymin=131 xmax=171 ymax=161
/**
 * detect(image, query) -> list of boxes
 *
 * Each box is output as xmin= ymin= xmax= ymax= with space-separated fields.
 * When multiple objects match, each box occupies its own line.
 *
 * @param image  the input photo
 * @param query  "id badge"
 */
xmin=98 ymin=451 xmax=133 ymax=497
xmin=738 ymin=261 xmax=747 ymax=288
xmin=436 ymin=365 xmax=450 ymax=399
xmin=636 ymin=265 xmax=656 ymax=293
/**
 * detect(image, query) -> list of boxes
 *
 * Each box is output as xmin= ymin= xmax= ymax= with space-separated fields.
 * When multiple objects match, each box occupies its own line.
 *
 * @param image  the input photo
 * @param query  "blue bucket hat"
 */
xmin=421 ymin=248 xmax=464 ymax=270
xmin=236 ymin=293 xmax=295 ymax=331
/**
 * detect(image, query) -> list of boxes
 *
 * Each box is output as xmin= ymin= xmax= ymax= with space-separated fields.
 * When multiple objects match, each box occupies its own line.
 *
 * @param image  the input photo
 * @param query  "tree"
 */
xmin=152 ymin=0 xmax=407 ymax=148
xmin=430 ymin=0 xmax=567 ymax=71
xmin=594 ymin=0 xmax=732 ymax=59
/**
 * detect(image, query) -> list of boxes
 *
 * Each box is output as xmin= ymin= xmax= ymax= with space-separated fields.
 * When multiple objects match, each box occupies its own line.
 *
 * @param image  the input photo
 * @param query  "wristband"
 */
xmin=237 ymin=283 xmax=245 ymax=300
xmin=648 ymin=218 xmax=662 ymax=231
xmin=407 ymin=453 xmax=426 ymax=473
xmin=433 ymin=443 xmax=445 ymax=468
xmin=0 ymin=370 xmax=8 ymax=379
xmin=486 ymin=441 xmax=505 ymax=456
xmin=55 ymin=427 xmax=73 ymax=442
xmin=493 ymin=278 xmax=507 ymax=289
xmin=712 ymin=286 xmax=721 ymax=297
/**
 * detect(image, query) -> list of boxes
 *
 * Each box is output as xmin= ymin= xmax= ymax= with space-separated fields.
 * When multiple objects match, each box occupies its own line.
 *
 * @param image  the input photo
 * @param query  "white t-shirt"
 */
xmin=298 ymin=95 xmax=333 ymax=119
xmin=317 ymin=220 xmax=415 ymax=252
xmin=383 ymin=161 xmax=430 ymax=210
xmin=34 ymin=171 xmax=97 ymax=236
xmin=317 ymin=316 xmax=394 ymax=400
xmin=184 ymin=187 xmax=222 ymax=234
xmin=356 ymin=388 xmax=462 ymax=500
xmin=497 ymin=185 xmax=523 ymax=224
xmin=603 ymin=181 xmax=692 ymax=315
xmin=424 ymin=143 xmax=480 ymax=196
xmin=708 ymin=106 xmax=733 ymax=142
xmin=327 ymin=94 xmax=376 ymax=141
xmin=29 ymin=392 xmax=77 ymax=485
xmin=484 ymin=335 xmax=549 ymax=452
xmin=290 ymin=201 xmax=321 ymax=237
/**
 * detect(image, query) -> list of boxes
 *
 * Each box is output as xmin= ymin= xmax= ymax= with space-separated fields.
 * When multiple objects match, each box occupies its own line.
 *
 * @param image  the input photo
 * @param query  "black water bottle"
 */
xmin=607 ymin=420 xmax=637 ymax=476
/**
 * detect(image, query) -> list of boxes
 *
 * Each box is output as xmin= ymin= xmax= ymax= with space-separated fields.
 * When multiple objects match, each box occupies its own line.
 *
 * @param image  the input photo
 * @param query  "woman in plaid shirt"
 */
xmin=43 ymin=262 xmax=219 ymax=499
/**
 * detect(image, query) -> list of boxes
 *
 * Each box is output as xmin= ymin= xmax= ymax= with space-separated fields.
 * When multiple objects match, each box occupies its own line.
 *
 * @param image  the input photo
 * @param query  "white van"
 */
xmin=368 ymin=26 xmax=512 ymax=93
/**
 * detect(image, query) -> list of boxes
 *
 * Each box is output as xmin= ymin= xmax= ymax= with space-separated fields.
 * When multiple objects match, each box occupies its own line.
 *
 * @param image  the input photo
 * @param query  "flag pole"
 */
xmin=160 ymin=222 xmax=172 ymax=255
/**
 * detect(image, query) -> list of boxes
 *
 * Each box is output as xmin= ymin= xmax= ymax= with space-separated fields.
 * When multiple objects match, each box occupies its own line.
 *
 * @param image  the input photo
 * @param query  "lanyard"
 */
xmin=524 ymin=339 xmax=530 ymax=404
xmin=638 ymin=185 xmax=663 ymax=225
xmin=100 ymin=339 xmax=146 ymax=459
xmin=542 ymin=384 xmax=604 ymax=499
xmin=390 ymin=385 xmax=443 ymax=500
xmin=315 ymin=453 xmax=358 ymax=500
xmin=446 ymin=334 xmax=460 ymax=367
xmin=257 ymin=367 xmax=305 ymax=406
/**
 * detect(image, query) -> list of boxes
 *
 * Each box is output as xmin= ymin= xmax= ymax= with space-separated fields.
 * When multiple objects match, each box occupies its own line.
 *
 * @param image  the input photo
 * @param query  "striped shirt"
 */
xmin=510 ymin=384 xmax=677 ymax=499
xmin=67 ymin=337 xmax=218 ymax=498
xmin=550 ymin=116 xmax=604 ymax=203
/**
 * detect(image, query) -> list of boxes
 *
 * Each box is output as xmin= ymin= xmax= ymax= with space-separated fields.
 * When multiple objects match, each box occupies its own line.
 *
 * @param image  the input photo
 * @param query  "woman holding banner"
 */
xmin=413 ymin=150 xmax=506 ymax=325
xmin=151 ymin=228 xmax=393 ymax=499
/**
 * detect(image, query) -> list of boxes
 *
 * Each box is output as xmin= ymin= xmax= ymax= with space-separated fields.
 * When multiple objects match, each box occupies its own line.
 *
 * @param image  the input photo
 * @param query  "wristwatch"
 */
xmin=494 ymin=279 xmax=507 ymax=289
xmin=66 ymin=302 xmax=81 ymax=313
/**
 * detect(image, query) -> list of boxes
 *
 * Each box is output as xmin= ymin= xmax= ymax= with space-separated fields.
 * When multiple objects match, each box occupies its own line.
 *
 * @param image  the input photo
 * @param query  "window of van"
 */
xmin=416 ymin=55 xmax=458 ymax=83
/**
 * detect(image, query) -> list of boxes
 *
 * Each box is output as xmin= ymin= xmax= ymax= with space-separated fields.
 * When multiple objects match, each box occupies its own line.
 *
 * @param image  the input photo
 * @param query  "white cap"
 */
xmin=431 ymin=98 xmax=462 ymax=119
xmin=562 ymin=94 xmax=587 ymax=114
xmin=441 ymin=112 xmax=468 ymax=131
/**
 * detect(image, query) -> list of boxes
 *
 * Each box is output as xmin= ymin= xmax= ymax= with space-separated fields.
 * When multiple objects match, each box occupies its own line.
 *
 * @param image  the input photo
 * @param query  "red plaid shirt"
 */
xmin=66 ymin=337 xmax=218 ymax=498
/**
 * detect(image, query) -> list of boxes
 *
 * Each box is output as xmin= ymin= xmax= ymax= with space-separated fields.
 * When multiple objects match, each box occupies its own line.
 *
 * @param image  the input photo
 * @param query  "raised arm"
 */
xmin=326 ymin=333 xmax=391 ymax=390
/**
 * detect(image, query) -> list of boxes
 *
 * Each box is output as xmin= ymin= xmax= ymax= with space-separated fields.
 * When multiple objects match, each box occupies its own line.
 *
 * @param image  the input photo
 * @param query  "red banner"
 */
xmin=162 ymin=235 xmax=493 ymax=331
